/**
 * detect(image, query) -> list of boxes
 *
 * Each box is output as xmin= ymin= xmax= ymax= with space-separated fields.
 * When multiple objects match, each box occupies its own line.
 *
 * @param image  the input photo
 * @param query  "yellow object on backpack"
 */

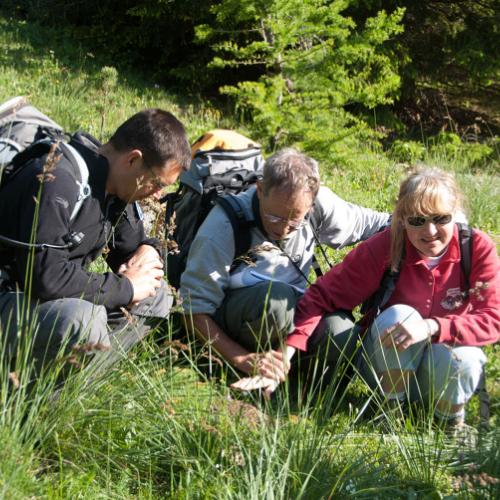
xmin=191 ymin=129 xmax=261 ymax=156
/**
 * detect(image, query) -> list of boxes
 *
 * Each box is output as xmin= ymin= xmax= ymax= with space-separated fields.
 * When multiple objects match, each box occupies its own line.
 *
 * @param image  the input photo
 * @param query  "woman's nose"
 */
xmin=423 ymin=221 xmax=438 ymax=234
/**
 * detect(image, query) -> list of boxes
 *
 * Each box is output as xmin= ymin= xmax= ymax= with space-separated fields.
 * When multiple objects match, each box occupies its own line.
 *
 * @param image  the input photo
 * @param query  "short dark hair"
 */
xmin=109 ymin=109 xmax=191 ymax=171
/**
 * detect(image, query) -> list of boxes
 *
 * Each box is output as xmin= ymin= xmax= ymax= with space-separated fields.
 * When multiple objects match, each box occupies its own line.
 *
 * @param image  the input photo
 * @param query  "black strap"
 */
xmin=215 ymin=194 xmax=254 ymax=259
xmin=307 ymin=201 xmax=332 ymax=277
xmin=360 ymin=268 xmax=400 ymax=316
xmin=457 ymin=222 xmax=473 ymax=292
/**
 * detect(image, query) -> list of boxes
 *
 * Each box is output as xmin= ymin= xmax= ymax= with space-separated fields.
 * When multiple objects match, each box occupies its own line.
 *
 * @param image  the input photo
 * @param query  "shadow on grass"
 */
xmin=0 ymin=11 xmax=228 ymax=138
xmin=0 ymin=13 xmax=178 ymax=100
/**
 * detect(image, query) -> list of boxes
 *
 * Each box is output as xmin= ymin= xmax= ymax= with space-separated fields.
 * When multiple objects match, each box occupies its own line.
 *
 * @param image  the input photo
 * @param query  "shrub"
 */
xmin=389 ymin=139 xmax=426 ymax=163
xmin=429 ymin=132 xmax=495 ymax=169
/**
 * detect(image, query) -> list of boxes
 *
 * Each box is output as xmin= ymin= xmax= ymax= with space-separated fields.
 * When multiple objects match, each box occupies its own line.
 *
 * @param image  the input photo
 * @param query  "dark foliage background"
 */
xmin=5 ymin=0 xmax=499 ymax=152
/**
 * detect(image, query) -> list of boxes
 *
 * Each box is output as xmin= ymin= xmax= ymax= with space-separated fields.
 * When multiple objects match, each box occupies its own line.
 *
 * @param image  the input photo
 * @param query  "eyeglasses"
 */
xmin=406 ymin=214 xmax=453 ymax=228
xmin=148 ymin=168 xmax=169 ymax=190
xmin=263 ymin=213 xmax=307 ymax=229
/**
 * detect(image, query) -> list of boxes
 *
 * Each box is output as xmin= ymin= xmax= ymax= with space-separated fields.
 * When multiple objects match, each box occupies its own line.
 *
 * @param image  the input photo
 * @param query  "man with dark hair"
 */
xmin=0 ymin=108 xmax=191 ymax=373
xmin=181 ymin=148 xmax=390 ymax=395
xmin=108 ymin=108 xmax=191 ymax=170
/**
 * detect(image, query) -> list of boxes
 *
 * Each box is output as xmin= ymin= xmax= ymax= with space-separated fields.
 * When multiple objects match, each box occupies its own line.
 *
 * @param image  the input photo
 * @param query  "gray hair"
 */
xmin=260 ymin=148 xmax=320 ymax=197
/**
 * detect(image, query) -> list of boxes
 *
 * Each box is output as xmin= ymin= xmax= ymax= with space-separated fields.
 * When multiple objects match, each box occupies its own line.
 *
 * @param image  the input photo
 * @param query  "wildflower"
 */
xmin=36 ymin=142 xmax=61 ymax=183
xmin=120 ymin=307 xmax=136 ymax=325
xmin=8 ymin=371 xmax=20 ymax=389
xmin=469 ymin=281 xmax=489 ymax=301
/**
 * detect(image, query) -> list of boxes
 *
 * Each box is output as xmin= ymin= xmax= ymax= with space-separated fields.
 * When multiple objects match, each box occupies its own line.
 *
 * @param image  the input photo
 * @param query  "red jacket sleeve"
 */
xmin=287 ymin=230 xmax=389 ymax=351
xmin=434 ymin=230 xmax=500 ymax=346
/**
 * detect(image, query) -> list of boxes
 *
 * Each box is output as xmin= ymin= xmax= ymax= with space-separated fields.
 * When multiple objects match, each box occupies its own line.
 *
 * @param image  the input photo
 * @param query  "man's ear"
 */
xmin=125 ymin=149 xmax=143 ymax=167
xmin=256 ymin=180 xmax=263 ymax=199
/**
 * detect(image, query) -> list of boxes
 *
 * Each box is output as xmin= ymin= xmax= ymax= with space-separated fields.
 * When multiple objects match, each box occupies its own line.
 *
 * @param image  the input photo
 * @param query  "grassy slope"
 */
xmin=0 ymin=15 xmax=499 ymax=499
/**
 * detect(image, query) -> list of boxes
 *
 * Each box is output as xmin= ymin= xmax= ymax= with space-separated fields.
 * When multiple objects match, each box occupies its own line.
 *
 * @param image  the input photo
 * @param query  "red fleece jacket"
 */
xmin=287 ymin=226 xmax=500 ymax=351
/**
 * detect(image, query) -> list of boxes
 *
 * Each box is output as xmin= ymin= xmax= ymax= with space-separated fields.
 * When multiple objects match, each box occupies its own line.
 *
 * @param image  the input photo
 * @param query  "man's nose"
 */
xmin=280 ymin=222 xmax=297 ymax=236
xmin=152 ymin=188 xmax=165 ymax=200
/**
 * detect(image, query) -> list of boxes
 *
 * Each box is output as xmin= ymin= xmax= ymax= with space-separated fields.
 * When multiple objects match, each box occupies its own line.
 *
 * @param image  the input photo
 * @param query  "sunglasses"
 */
xmin=406 ymin=214 xmax=453 ymax=228
xmin=263 ymin=213 xmax=307 ymax=229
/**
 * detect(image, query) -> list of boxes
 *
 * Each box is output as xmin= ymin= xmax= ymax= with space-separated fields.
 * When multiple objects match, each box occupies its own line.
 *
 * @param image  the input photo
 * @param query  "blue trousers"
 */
xmin=0 ymin=280 xmax=172 ymax=372
xmin=361 ymin=304 xmax=486 ymax=416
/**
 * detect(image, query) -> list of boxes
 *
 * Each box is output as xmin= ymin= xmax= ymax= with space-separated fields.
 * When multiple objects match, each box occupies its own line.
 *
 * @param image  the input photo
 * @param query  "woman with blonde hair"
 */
xmin=285 ymin=167 xmax=499 ymax=426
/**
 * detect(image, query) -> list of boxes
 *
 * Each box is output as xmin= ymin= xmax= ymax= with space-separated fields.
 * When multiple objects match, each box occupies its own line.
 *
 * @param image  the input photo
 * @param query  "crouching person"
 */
xmin=180 ymin=148 xmax=390 ymax=394
xmin=284 ymin=167 xmax=499 ymax=428
xmin=0 ymin=109 xmax=191 ymax=378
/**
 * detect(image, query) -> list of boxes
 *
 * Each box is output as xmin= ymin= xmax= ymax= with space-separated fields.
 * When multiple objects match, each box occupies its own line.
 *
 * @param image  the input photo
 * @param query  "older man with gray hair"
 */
xmin=180 ymin=148 xmax=390 ymax=394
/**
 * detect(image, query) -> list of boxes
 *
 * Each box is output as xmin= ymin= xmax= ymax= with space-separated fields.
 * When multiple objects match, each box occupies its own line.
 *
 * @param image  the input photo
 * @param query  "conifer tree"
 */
xmin=196 ymin=0 xmax=405 ymax=160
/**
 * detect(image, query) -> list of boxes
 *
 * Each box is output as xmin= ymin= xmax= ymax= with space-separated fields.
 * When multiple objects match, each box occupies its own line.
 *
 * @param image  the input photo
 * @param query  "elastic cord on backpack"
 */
xmin=0 ymin=231 xmax=84 ymax=250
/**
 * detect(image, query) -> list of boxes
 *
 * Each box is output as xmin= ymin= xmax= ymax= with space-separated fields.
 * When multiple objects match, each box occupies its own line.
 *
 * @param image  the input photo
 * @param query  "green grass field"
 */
xmin=0 ymin=15 xmax=499 ymax=499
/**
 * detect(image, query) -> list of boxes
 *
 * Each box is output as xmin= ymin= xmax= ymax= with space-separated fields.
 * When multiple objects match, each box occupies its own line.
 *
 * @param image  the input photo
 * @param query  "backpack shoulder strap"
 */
xmin=6 ymin=139 xmax=91 ymax=222
xmin=60 ymin=142 xmax=91 ymax=221
xmin=215 ymin=194 xmax=254 ymax=259
xmin=9 ymin=139 xmax=53 ymax=169
xmin=360 ymin=268 xmax=400 ymax=316
xmin=456 ymin=222 xmax=473 ymax=291
xmin=455 ymin=224 xmax=489 ymax=428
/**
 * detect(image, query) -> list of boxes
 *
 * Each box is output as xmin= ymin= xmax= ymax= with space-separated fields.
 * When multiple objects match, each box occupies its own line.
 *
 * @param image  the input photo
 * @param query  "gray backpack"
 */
xmin=163 ymin=130 xmax=265 ymax=289
xmin=0 ymin=96 xmax=91 ymax=223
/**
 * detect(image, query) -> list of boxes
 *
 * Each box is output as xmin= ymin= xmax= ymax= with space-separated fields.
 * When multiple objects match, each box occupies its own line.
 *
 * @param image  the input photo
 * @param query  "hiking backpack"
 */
xmin=0 ymin=96 xmax=92 ymax=250
xmin=0 ymin=96 xmax=65 ymax=165
xmin=163 ymin=129 xmax=265 ymax=289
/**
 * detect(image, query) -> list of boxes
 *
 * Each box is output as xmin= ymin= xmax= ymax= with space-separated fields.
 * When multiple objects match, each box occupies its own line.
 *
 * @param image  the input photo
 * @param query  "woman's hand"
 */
xmin=234 ymin=349 xmax=289 ymax=381
xmin=231 ymin=346 xmax=296 ymax=398
xmin=380 ymin=319 xmax=438 ymax=351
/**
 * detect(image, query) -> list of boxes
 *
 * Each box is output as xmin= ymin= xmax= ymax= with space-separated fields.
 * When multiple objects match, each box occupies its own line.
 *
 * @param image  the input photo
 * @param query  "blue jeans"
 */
xmin=361 ymin=304 xmax=486 ymax=416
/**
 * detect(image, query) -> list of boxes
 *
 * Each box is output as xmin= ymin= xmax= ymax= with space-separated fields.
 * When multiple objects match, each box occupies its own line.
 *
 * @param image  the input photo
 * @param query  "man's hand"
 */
xmin=120 ymin=244 xmax=162 ymax=270
xmin=119 ymin=245 xmax=164 ymax=304
xmin=380 ymin=319 xmax=438 ymax=351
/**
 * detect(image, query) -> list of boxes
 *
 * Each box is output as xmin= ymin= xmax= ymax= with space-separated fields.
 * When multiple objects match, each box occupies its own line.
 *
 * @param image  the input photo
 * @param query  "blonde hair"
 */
xmin=390 ymin=167 xmax=464 ymax=271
